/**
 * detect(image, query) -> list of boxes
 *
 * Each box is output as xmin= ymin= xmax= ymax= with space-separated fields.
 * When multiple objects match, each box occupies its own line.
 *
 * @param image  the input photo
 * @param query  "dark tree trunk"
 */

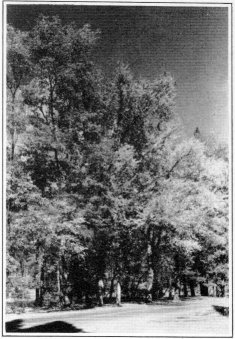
xmin=109 ymin=278 xmax=114 ymax=301
xmin=98 ymin=279 xmax=104 ymax=306
xmin=200 ymin=283 xmax=208 ymax=296
xmin=221 ymin=285 xmax=225 ymax=297
xmin=11 ymin=134 xmax=15 ymax=161
xmin=183 ymin=281 xmax=188 ymax=297
xmin=35 ymin=288 xmax=40 ymax=305
xmin=150 ymin=226 xmax=162 ymax=301
xmin=168 ymin=277 xmax=174 ymax=300
xmin=61 ymin=254 xmax=70 ymax=305
xmin=189 ymin=281 xmax=195 ymax=297
xmin=35 ymin=248 xmax=43 ymax=306
xmin=35 ymin=265 xmax=44 ymax=306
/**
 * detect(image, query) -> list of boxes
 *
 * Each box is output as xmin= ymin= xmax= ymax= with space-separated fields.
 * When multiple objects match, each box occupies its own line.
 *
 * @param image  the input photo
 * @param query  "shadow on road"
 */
xmin=6 ymin=319 xmax=85 ymax=333
xmin=213 ymin=305 xmax=229 ymax=316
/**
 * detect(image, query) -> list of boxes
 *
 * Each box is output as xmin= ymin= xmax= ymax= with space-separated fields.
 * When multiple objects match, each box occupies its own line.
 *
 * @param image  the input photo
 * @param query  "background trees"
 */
xmin=6 ymin=15 xmax=229 ymax=310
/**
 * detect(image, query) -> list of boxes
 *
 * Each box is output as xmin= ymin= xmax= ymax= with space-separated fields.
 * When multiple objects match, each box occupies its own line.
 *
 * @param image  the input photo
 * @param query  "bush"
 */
xmin=42 ymin=291 xmax=62 ymax=309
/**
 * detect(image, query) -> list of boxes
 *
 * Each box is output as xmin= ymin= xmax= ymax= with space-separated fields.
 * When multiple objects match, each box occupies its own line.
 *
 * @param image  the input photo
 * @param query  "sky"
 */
xmin=7 ymin=4 xmax=230 ymax=143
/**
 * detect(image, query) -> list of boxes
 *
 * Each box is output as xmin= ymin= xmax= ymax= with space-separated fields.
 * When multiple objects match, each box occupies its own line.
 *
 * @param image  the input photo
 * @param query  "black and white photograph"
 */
xmin=2 ymin=1 xmax=232 ymax=336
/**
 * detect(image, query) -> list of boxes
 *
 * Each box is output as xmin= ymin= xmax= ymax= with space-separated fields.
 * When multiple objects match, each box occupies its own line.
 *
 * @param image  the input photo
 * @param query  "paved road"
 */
xmin=5 ymin=297 xmax=231 ymax=336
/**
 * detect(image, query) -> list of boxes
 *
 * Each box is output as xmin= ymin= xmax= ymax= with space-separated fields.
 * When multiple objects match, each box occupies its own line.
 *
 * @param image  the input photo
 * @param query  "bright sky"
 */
xmin=7 ymin=4 xmax=230 ymax=143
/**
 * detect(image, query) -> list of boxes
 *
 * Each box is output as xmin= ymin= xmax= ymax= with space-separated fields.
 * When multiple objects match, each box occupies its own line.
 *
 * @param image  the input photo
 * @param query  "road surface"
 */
xmin=5 ymin=297 xmax=231 ymax=336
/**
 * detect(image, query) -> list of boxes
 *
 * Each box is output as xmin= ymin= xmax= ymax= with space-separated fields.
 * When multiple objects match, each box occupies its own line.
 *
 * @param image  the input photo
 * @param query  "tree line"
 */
xmin=6 ymin=15 xmax=229 ymax=309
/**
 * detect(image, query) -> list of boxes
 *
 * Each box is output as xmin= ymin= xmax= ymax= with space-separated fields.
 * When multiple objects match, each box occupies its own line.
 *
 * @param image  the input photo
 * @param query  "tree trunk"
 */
xmin=57 ymin=263 xmax=61 ymax=294
xmin=109 ymin=278 xmax=114 ymax=301
xmin=39 ymin=263 xmax=44 ymax=306
xmin=221 ymin=284 xmax=225 ymax=297
xmin=61 ymin=254 xmax=70 ymax=305
xmin=98 ymin=279 xmax=104 ymax=306
xmin=35 ymin=265 xmax=44 ymax=306
xmin=146 ymin=268 xmax=154 ymax=302
xmin=35 ymin=249 xmax=43 ymax=306
xmin=146 ymin=239 xmax=154 ymax=302
xmin=10 ymin=94 xmax=16 ymax=161
xmin=150 ymin=227 xmax=162 ymax=301
xmin=11 ymin=132 xmax=15 ymax=161
xmin=173 ymin=284 xmax=180 ymax=301
xmin=169 ymin=277 xmax=174 ymax=300
xmin=116 ymin=281 xmax=121 ymax=306
xmin=189 ymin=281 xmax=195 ymax=297
xmin=183 ymin=282 xmax=188 ymax=297
xmin=200 ymin=283 xmax=208 ymax=296
xmin=49 ymin=83 xmax=60 ymax=173
xmin=35 ymin=288 xmax=40 ymax=305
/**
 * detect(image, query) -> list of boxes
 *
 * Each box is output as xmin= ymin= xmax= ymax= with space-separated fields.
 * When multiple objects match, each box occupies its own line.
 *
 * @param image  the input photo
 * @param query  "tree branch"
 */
xmin=165 ymin=148 xmax=192 ymax=179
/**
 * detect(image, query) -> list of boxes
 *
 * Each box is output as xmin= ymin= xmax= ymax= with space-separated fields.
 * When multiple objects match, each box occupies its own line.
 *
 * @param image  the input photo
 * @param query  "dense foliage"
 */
xmin=6 ymin=16 xmax=229 ymax=309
